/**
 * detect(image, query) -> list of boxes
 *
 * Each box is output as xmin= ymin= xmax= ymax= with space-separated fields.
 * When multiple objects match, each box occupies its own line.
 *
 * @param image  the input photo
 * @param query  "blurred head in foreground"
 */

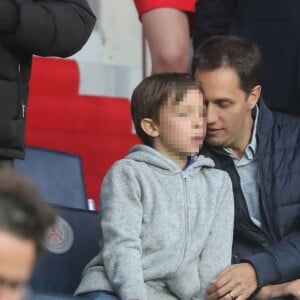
xmin=0 ymin=168 xmax=55 ymax=300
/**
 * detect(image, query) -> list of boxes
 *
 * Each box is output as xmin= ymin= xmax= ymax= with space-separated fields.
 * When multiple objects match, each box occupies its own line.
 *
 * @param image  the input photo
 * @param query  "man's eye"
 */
xmin=218 ymin=101 xmax=231 ymax=108
xmin=9 ymin=281 xmax=19 ymax=289
xmin=178 ymin=112 xmax=188 ymax=117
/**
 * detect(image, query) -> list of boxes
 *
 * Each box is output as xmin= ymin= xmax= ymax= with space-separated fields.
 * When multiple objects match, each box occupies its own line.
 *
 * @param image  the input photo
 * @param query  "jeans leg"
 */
xmin=80 ymin=291 xmax=119 ymax=300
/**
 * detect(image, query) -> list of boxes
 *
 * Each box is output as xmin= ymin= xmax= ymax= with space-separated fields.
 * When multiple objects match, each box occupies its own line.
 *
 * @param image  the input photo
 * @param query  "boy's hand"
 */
xmin=205 ymin=263 xmax=257 ymax=300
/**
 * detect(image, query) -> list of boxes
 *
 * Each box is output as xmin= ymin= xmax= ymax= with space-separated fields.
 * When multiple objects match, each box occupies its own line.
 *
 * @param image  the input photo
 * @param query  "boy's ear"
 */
xmin=141 ymin=118 xmax=159 ymax=138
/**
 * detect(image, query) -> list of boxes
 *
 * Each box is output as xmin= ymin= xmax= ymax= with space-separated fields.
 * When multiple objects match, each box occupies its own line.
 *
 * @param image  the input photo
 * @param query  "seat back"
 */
xmin=30 ymin=205 xmax=101 ymax=294
xmin=15 ymin=146 xmax=88 ymax=209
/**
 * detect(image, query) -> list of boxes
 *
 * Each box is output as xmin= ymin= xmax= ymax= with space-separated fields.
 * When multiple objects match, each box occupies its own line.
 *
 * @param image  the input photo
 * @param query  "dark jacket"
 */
xmin=201 ymin=101 xmax=300 ymax=291
xmin=193 ymin=0 xmax=300 ymax=116
xmin=0 ymin=0 xmax=96 ymax=159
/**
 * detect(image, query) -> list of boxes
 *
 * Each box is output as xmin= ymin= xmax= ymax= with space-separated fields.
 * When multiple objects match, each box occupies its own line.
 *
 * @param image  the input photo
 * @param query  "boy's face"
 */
xmin=154 ymin=89 xmax=205 ymax=162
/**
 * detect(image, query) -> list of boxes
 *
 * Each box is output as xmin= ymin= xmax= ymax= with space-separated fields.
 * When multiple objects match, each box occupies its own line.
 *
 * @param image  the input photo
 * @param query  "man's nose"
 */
xmin=206 ymin=104 xmax=218 ymax=124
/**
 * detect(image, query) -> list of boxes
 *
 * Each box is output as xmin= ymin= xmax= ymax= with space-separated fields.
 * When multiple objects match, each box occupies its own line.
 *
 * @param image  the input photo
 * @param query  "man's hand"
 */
xmin=255 ymin=279 xmax=300 ymax=300
xmin=287 ymin=279 xmax=300 ymax=299
xmin=205 ymin=263 xmax=257 ymax=300
xmin=255 ymin=285 xmax=273 ymax=300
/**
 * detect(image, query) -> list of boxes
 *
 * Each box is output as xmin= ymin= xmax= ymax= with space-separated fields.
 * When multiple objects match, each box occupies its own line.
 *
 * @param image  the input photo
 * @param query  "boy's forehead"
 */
xmin=166 ymin=88 xmax=203 ymax=103
xmin=159 ymin=95 xmax=203 ymax=116
xmin=167 ymin=86 xmax=201 ymax=95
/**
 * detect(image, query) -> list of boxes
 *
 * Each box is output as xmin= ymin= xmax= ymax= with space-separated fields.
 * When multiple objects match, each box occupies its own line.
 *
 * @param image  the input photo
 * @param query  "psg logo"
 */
xmin=44 ymin=216 xmax=74 ymax=254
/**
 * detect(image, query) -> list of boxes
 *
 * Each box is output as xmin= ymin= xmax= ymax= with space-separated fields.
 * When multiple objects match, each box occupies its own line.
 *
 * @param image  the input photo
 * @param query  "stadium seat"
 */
xmin=30 ymin=204 xmax=101 ymax=294
xmin=15 ymin=146 xmax=88 ymax=209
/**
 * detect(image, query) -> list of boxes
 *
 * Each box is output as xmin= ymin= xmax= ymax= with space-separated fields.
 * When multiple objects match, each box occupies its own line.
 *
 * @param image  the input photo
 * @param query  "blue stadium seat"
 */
xmin=30 ymin=204 xmax=101 ymax=295
xmin=15 ymin=146 xmax=88 ymax=209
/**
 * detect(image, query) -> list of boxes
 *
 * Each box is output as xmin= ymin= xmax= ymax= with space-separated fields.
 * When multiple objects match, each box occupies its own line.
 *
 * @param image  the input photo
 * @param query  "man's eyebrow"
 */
xmin=215 ymin=98 xmax=232 ymax=101
xmin=205 ymin=98 xmax=233 ymax=103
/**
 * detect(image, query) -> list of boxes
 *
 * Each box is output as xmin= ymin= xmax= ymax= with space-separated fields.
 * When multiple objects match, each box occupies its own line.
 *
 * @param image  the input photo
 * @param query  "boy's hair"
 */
xmin=0 ymin=168 xmax=55 ymax=255
xmin=131 ymin=73 xmax=201 ymax=146
xmin=192 ymin=35 xmax=261 ymax=94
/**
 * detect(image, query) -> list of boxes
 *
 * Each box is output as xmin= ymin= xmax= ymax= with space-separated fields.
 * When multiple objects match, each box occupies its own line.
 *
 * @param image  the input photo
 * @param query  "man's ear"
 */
xmin=141 ymin=118 xmax=159 ymax=138
xmin=247 ymin=85 xmax=261 ymax=109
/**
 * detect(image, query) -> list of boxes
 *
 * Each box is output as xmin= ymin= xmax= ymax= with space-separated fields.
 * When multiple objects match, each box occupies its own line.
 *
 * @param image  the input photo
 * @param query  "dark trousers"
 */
xmin=0 ymin=158 xmax=14 ymax=168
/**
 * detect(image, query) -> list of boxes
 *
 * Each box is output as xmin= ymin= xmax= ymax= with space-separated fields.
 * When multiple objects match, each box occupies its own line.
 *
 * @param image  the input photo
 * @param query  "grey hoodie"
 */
xmin=75 ymin=145 xmax=234 ymax=300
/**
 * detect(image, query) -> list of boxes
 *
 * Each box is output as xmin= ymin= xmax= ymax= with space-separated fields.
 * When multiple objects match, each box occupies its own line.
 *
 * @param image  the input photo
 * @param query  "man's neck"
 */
xmin=225 ymin=114 xmax=256 ymax=158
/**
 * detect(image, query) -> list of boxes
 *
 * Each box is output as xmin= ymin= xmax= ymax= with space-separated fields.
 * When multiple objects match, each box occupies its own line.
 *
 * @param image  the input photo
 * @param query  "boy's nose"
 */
xmin=191 ymin=116 xmax=204 ymax=129
xmin=0 ymin=288 xmax=19 ymax=300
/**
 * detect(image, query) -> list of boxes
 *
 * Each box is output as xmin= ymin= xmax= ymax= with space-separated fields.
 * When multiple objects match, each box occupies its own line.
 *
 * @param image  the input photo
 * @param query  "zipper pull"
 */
xmin=182 ymin=171 xmax=188 ymax=179
xmin=21 ymin=104 xmax=26 ymax=118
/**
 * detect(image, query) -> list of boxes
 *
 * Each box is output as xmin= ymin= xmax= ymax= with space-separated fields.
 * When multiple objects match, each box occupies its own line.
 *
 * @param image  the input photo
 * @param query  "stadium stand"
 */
xmin=25 ymin=57 xmax=140 ymax=208
xmin=15 ymin=147 xmax=88 ymax=210
xmin=30 ymin=205 xmax=101 ymax=295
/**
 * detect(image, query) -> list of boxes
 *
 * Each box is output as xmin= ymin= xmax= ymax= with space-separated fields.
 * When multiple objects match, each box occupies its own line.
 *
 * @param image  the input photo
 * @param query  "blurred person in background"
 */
xmin=193 ymin=0 xmax=300 ymax=117
xmin=134 ymin=0 xmax=195 ymax=74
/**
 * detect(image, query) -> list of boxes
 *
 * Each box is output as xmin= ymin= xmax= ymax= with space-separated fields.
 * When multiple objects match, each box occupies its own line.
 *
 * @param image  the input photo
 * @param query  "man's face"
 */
xmin=0 ymin=231 xmax=36 ymax=300
xmin=154 ymin=89 xmax=205 ymax=162
xmin=195 ymin=67 xmax=259 ymax=156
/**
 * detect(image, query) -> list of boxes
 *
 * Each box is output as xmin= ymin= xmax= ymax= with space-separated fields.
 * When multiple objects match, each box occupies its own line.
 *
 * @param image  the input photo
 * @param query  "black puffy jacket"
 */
xmin=0 ymin=0 xmax=96 ymax=159
xmin=202 ymin=101 xmax=300 ymax=291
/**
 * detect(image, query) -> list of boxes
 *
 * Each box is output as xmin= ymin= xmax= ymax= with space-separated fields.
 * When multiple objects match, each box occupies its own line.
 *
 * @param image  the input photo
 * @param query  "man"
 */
xmin=0 ymin=168 xmax=55 ymax=300
xmin=0 ymin=0 xmax=96 ymax=167
xmin=192 ymin=0 xmax=300 ymax=118
xmin=192 ymin=35 xmax=300 ymax=300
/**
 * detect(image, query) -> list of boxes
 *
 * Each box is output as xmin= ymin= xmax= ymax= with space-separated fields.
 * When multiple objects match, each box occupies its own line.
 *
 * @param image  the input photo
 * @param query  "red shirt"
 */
xmin=134 ymin=0 xmax=195 ymax=17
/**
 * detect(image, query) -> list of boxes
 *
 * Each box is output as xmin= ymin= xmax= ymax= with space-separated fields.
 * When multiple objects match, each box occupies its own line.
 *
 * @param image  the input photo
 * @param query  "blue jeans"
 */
xmin=80 ymin=291 xmax=119 ymax=300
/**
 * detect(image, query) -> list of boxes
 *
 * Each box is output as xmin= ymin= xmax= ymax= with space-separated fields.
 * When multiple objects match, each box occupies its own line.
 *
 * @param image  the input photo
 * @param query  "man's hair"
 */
xmin=192 ymin=35 xmax=261 ymax=94
xmin=0 ymin=168 xmax=55 ymax=255
xmin=131 ymin=73 xmax=201 ymax=146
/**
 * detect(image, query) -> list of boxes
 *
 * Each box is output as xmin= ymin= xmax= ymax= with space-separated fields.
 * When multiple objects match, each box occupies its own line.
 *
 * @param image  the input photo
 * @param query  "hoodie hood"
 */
xmin=127 ymin=145 xmax=215 ymax=171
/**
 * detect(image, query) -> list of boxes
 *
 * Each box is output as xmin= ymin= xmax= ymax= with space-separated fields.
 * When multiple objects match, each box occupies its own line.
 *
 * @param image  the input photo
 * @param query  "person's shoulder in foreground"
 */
xmin=75 ymin=72 xmax=234 ymax=300
xmin=0 ymin=0 xmax=96 ymax=162
xmin=2 ymin=0 xmax=96 ymax=56
xmin=0 ymin=167 xmax=55 ymax=300
xmin=192 ymin=34 xmax=300 ymax=300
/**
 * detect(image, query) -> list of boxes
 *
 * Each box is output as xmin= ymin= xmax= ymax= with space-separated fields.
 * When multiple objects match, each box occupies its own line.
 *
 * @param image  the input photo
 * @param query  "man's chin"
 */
xmin=205 ymin=137 xmax=224 ymax=148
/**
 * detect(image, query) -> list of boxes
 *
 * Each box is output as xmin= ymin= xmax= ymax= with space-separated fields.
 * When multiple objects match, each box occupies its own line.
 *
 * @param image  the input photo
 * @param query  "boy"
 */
xmin=75 ymin=73 xmax=234 ymax=300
